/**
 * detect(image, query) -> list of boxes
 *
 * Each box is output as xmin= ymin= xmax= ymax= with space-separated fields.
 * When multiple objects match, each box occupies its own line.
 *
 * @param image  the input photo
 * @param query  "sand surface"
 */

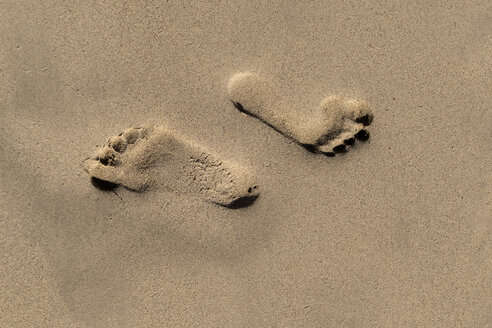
xmin=1 ymin=1 xmax=491 ymax=327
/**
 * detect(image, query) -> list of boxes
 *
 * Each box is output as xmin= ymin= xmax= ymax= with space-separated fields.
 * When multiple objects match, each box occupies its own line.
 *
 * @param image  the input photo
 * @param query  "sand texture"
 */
xmin=1 ymin=1 xmax=491 ymax=327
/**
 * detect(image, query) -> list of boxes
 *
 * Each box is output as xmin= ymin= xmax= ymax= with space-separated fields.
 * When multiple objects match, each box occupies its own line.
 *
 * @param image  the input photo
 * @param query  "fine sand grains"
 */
xmin=84 ymin=126 xmax=259 ymax=208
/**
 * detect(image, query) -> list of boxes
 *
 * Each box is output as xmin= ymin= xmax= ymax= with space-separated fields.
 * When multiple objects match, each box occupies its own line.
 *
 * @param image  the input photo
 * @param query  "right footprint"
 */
xmin=227 ymin=72 xmax=373 ymax=156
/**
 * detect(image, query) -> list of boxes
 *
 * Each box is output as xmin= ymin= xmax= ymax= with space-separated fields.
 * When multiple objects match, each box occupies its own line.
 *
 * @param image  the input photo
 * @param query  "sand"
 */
xmin=1 ymin=1 xmax=491 ymax=327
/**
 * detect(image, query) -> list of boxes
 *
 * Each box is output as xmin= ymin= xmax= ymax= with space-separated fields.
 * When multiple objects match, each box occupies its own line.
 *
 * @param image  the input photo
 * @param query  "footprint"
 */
xmin=227 ymin=72 xmax=373 ymax=156
xmin=83 ymin=126 xmax=259 ymax=208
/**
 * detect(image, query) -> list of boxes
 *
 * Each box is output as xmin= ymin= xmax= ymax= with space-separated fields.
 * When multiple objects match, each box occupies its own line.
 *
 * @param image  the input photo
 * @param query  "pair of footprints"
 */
xmin=84 ymin=72 xmax=373 ymax=208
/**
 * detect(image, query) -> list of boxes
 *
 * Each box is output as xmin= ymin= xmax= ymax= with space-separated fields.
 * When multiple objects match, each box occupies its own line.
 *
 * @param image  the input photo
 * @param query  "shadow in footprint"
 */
xmin=355 ymin=114 xmax=373 ymax=126
xmin=355 ymin=130 xmax=370 ymax=141
xmin=224 ymin=195 xmax=259 ymax=209
xmin=91 ymin=177 xmax=119 ymax=191
xmin=333 ymin=144 xmax=347 ymax=154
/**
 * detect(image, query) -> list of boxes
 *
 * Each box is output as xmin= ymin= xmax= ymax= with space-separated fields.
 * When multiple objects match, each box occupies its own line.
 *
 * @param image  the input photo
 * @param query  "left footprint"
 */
xmin=228 ymin=72 xmax=373 ymax=156
xmin=84 ymin=126 xmax=259 ymax=208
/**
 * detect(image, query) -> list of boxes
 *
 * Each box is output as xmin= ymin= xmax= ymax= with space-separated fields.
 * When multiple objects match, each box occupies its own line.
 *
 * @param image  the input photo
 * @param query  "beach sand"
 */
xmin=1 ymin=1 xmax=490 ymax=327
